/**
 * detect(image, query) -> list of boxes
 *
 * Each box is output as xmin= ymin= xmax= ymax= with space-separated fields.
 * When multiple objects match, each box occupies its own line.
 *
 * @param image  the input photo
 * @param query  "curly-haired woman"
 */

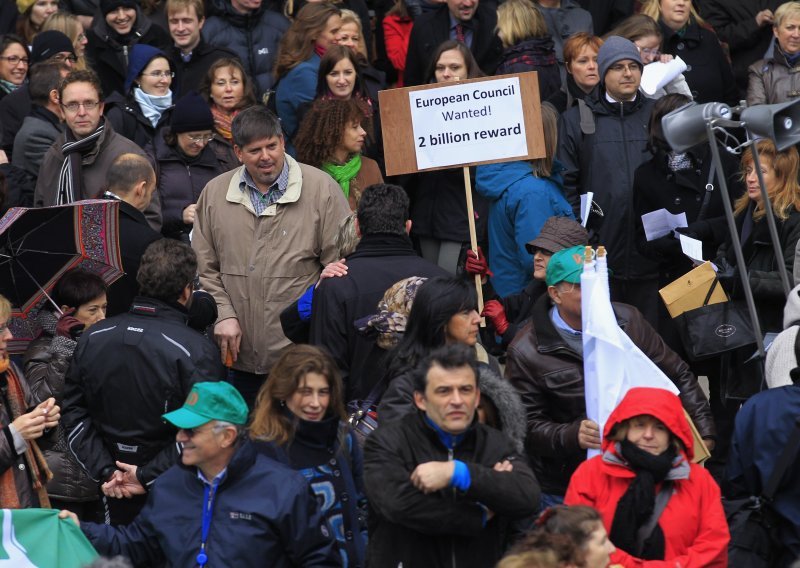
xmin=294 ymin=97 xmax=383 ymax=210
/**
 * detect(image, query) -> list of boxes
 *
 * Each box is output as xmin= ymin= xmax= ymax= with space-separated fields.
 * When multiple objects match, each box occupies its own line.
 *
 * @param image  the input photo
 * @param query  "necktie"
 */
xmin=455 ymin=23 xmax=465 ymax=43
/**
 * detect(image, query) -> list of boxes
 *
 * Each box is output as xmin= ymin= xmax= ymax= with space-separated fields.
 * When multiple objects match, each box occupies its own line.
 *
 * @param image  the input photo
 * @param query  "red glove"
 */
xmin=481 ymin=300 xmax=509 ymax=335
xmin=56 ymin=313 xmax=85 ymax=340
xmin=465 ymin=247 xmax=493 ymax=278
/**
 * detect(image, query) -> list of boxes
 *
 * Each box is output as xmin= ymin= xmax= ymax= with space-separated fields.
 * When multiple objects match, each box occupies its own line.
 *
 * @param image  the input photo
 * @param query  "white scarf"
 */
xmin=134 ymin=87 xmax=172 ymax=127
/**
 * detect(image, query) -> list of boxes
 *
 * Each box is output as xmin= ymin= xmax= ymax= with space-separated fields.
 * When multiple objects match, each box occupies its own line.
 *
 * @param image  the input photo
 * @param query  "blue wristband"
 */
xmin=450 ymin=460 xmax=471 ymax=491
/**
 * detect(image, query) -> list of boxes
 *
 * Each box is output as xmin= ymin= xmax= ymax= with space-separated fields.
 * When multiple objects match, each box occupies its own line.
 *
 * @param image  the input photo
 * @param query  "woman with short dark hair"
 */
xmin=23 ymin=270 xmax=106 ymax=516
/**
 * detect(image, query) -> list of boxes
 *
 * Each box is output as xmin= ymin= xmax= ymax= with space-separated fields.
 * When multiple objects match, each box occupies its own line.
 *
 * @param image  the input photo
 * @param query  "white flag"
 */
xmin=581 ymin=247 xmax=679 ymax=459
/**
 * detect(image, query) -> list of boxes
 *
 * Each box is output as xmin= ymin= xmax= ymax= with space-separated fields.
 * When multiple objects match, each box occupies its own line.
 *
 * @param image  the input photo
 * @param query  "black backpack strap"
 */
xmin=702 ymin=277 xmax=719 ymax=306
xmin=763 ymin=417 xmax=800 ymax=501
xmin=696 ymin=165 xmax=715 ymax=222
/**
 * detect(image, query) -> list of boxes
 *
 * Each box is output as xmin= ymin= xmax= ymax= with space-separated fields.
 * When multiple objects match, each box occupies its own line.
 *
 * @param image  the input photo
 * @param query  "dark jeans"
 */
xmin=230 ymin=369 xmax=268 ymax=411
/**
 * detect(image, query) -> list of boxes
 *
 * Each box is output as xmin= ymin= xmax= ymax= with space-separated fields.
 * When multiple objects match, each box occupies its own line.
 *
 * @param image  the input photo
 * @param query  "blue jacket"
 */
xmin=203 ymin=0 xmax=290 ymax=96
xmin=727 ymin=384 xmax=800 ymax=557
xmin=256 ymin=415 xmax=367 ymax=568
xmin=475 ymin=160 xmax=573 ymax=297
xmin=277 ymin=54 xmax=320 ymax=147
xmin=82 ymin=439 xmax=341 ymax=567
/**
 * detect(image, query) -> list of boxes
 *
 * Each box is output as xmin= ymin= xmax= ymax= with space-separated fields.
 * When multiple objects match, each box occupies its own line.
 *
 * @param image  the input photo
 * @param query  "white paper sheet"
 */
xmin=641 ymin=209 xmax=687 ymax=241
xmin=640 ymin=56 xmax=688 ymax=96
xmin=679 ymin=234 xmax=704 ymax=263
xmin=580 ymin=192 xmax=593 ymax=227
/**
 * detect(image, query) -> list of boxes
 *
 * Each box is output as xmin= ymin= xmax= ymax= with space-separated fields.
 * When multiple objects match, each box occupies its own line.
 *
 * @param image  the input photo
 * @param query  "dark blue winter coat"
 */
xmin=256 ymin=414 xmax=367 ymax=567
xmin=475 ymin=160 xmax=573 ymax=296
xmin=81 ymin=438 xmax=341 ymax=567
xmin=203 ymin=0 xmax=290 ymax=96
xmin=277 ymin=54 xmax=320 ymax=146
xmin=727 ymin=384 xmax=800 ymax=558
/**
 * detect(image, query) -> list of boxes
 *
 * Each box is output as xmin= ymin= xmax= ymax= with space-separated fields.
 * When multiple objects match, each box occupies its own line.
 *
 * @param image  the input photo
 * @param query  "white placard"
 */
xmin=408 ymin=77 xmax=528 ymax=170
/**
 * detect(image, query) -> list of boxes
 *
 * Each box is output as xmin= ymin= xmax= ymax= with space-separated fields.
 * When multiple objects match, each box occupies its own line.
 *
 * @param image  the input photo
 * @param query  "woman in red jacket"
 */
xmin=564 ymin=387 xmax=729 ymax=567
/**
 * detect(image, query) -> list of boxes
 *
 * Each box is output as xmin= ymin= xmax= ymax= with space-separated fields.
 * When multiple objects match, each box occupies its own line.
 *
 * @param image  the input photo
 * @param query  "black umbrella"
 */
xmin=0 ymin=200 xmax=124 ymax=354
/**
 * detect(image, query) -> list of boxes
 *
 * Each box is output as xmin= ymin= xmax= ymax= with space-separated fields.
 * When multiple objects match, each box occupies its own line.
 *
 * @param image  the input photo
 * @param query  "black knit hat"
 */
xmin=171 ymin=92 xmax=214 ymax=133
xmin=31 ymin=31 xmax=75 ymax=64
xmin=100 ymin=0 xmax=137 ymax=16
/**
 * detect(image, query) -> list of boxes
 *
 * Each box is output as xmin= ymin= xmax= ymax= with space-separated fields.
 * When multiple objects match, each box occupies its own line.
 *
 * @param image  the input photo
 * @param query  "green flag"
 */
xmin=0 ymin=508 xmax=98 ymax=567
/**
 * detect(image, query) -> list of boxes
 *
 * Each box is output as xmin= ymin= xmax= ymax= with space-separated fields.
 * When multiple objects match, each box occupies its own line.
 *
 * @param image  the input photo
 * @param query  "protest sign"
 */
xmin=379 ymin=72 xmax=544 ymax=176
xmin=379 ymin=72 xmax=544 ymax=313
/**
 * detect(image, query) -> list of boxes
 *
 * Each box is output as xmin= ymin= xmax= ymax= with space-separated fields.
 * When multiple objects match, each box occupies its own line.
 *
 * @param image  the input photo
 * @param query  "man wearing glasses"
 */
xmin=61 ymin=381 xmax=339 ymax=566
xmin=505 ymin=245 xmax=715 ymax=511
xmin=33 ymin=69 xmax=160 ymax=229
xmin=61 ymin=239 xmax=224 ymax=526
xmin=0 ymin=30 xmax=76 ymax=159
xmin=556 ymin=36 xmax=659 ymax=325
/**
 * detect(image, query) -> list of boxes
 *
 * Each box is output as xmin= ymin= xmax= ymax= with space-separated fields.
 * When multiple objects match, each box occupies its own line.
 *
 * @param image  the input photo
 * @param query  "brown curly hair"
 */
xmin=294 ymin=97 xmax=372 ymax=168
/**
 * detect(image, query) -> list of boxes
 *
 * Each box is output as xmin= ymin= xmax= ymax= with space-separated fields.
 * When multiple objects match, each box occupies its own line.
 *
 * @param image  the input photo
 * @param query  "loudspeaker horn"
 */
xmin=740 ymin=99 xmax=800 ymax=151
xmin=661 ymin=102 xmax=732 ymax=152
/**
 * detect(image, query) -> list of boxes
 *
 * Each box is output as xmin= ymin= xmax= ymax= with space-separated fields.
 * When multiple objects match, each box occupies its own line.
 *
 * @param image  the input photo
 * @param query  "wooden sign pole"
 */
xmin=462 ymin=166 xmax=484 ymax=317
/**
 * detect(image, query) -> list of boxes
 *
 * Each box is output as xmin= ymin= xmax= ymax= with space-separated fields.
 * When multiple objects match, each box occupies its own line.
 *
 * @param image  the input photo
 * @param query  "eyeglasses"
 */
xmin=556 ymin=282 xmax=580 ymax=294
xmin=638 ymin=47 xmax=661 ymax=58
xmin=77 ymin=33 xmax=87 ymax=42
xmin=143 ymin=70 xmax=174 ymax=79
xmin=52 ymin=53 xmax=78 ymax=63
xmin=183 ymin=133 xmax=215 ymax=144
xmin=608 ymin=62 xmax=641 ymax=73
xmin=0 ymin=55 xmax=29 ymax=66
xmin=181 ymin=424 xmax=215 ymax=438
xmin=61 ymin=101 xmax=101 ymax=113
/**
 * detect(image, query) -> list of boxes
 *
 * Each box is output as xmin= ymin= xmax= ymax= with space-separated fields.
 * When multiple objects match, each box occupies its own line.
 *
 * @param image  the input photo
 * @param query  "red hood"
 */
xmin=602 ymin=387 xmax=694 ymax=460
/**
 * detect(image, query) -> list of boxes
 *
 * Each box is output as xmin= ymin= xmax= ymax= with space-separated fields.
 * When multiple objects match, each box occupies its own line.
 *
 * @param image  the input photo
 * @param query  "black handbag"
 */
xmin=673 ymin=278 xmax=756 ymax=361
xmin=723 ymin=417 xmax=800 ymax=567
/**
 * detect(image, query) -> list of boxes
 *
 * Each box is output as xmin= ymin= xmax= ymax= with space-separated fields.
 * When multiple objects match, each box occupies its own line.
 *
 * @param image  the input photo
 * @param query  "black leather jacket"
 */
xmin=505 ymin=295 xmax=715 ymax=495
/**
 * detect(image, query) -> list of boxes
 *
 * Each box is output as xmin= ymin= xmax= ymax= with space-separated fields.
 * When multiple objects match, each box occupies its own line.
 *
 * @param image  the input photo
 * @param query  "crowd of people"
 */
xmin=1 ymin=0 xmax=800 ymax=566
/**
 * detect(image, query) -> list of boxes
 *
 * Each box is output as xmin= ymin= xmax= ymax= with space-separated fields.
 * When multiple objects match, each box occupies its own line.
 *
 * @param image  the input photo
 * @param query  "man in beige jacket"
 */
xmin=192 ymin=105 xmax=349 ymax=407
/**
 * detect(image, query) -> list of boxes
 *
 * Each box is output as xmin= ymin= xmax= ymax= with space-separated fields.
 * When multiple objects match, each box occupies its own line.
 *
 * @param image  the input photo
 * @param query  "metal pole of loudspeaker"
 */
xmin=705 ymin=120 xmax=766 ymax=358
xmin=747 ymin=140 xmax=793 ymax=297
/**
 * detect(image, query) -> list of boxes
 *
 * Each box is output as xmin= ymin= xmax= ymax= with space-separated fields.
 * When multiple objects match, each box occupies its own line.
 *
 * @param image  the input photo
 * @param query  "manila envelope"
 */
xmin=659 ymin=261 xmax=728 ymax=319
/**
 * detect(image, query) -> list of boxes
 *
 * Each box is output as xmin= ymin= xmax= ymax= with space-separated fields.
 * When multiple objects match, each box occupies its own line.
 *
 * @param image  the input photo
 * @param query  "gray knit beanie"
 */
xmin=597 ymin=36 xmax=643 ymax=82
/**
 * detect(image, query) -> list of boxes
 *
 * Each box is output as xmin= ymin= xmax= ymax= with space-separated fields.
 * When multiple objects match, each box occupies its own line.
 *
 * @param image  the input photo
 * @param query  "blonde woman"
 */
xmin=747 ymin=1 xmax=800 ymax=105
xmin=495 ymin=0 xmax=559 ymax=102
xmin=41 ymin=11 xmax=88 ymax=70
xmin=640 ymin=0 xmax=736 ymax=103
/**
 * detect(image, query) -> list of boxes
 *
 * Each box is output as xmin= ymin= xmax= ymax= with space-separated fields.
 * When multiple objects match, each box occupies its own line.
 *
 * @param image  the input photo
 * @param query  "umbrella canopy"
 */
xmin=0 ymin=200 xmax=124 ymax=354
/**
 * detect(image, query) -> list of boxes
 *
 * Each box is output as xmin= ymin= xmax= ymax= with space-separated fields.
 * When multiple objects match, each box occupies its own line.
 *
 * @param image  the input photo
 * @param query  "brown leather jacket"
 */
xmin=505 ymin=295 xmax=715 ymax=495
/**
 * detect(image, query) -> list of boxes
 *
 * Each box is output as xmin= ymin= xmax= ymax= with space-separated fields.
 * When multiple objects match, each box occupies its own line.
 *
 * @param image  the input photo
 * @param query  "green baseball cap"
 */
xmin=162 ymin=382 xmax=248 ymax=429
xmin=545 ymin=245 xmax=586 ymax=286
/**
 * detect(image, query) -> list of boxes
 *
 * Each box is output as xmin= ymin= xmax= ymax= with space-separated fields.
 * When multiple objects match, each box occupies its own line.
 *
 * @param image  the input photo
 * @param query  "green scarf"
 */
xmin=322 ymin=154 xmax=361 ymax=199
